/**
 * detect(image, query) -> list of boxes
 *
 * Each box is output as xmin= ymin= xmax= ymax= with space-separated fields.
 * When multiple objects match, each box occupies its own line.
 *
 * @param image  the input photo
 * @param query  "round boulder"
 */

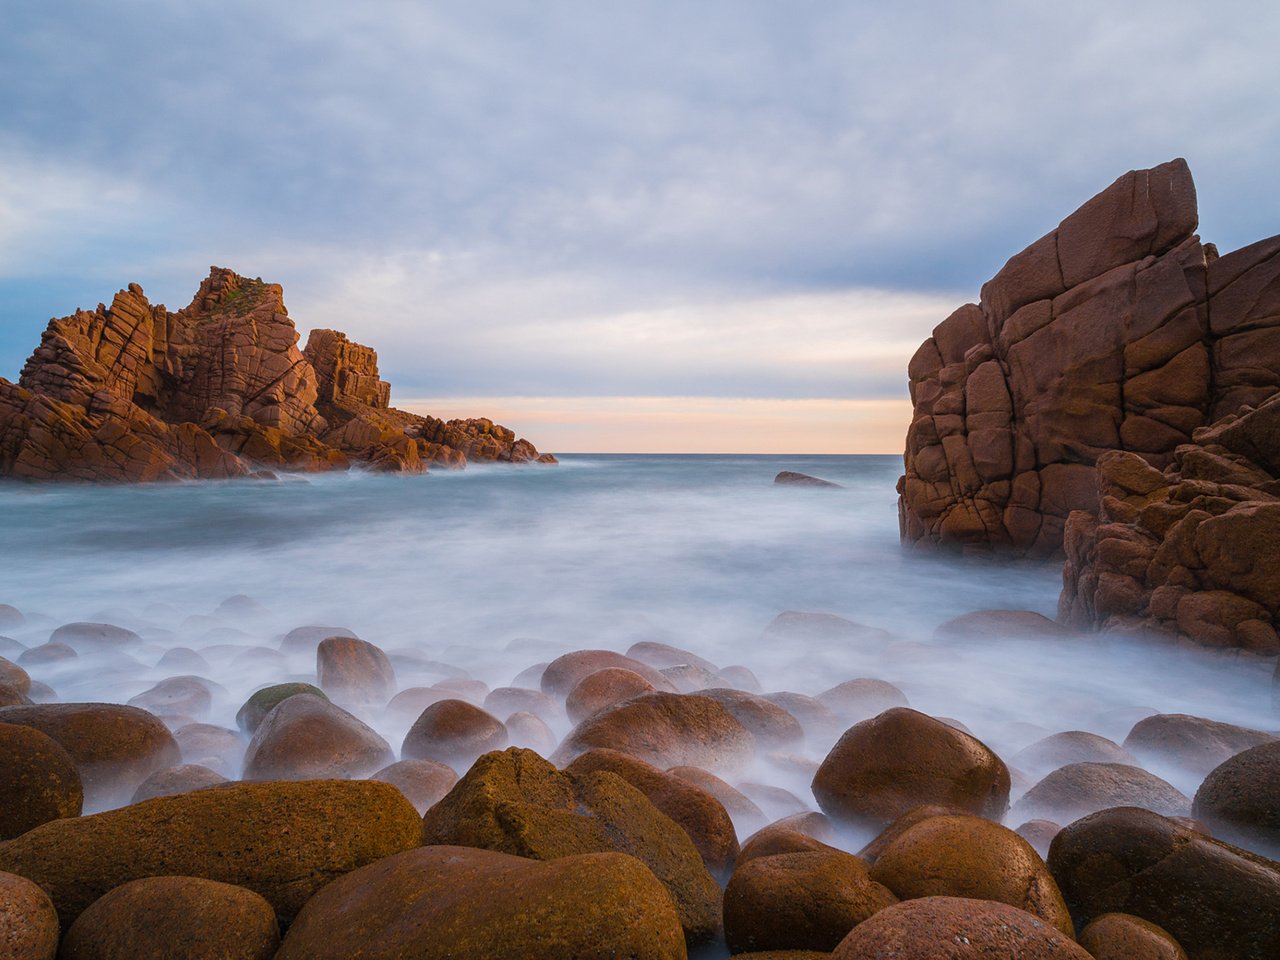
xmin=1012 ymin=730 xmax=1138 ymax=776
xmin=0 ymin=722 xmax=82 ymax=839
xmin=130 ymin=764 xmax=228 ymax=803
xmin=400 ymin=699 xmax=507 ymax=767
xmin=316 ymin=635 xmax=396 ymax=707
xmin=0 ymin=870 xmax=59 ymax=960
xmin=483 ymin=686 xmax=560 ymax=722
xmin=235 ymin=683 xmax=327 ymax=734
xmin=725 ymin=850 xmax=897 ymax=953
xmin=242 ymin=694 xmax=393 ymax=781
xmin=540 ymin=649 xmax=673 ymax=698
xmin=18 ymin=643 xmax=77 ymax=666
xmin=48 ymin=622 xmax=141 ymax=651
xmin=504 ymin=710 xmax=557 ymax=754
xmin=1192 ymin=740 xmax=1280 ymax=858
xmin=0 ymin=656 xmax=31 ymax=696
xmin=127 ymin=676 xmax=217 ymax=720
xmin=275 ymin=845 xmax=685 ymax=960
xmin=811 ymin=708 xmax=1010 ymax=829
xmin=1123 ymin=713 xmax=1275 ymax=781
xmin=668 ymin=765 xmax=768 ymax=835
xmin=370 ymin=758 xmax=459 ymax=814
xmin=566 ymin=667 xmax=657 ymax=724
xmin=1078 ymin=912 xmax=1188 ymax=960
xmin=626 ymin=640 xmax=719 ymax=673
xmin=698 ymin=688 xmax=803 ymax=749
xmin=831 ymin=896 xmax=1091 ymax=958
xmin=818 ymin=678 xmax=909 ymax=722
xmin=59 ymin=876 xmax=279 ymax=960
xmin=1010 ymin=762 xmax=1190 ymax=824
xmin=278 ymin=625 xmax=357 ymax=653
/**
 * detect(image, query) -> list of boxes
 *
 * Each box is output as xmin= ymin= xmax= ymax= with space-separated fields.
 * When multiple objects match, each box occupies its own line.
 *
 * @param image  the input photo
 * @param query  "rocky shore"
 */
xmin=0 ymin=600 xmax=1276 ymax=959
xmin=0 ymin=267 xmax=554 ymax=481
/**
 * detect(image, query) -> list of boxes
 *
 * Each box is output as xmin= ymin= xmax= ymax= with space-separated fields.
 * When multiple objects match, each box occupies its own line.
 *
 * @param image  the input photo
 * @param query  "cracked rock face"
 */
xmin=899 ymin=159 xmax=1280 ymax=558
xmin=0 ymin=267 xmax=550 ymax=481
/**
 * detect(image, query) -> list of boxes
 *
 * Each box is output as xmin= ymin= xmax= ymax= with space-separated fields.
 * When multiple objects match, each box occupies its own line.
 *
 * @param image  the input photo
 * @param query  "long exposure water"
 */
xmin=1 ymin=455 xmax=1274 ymax=818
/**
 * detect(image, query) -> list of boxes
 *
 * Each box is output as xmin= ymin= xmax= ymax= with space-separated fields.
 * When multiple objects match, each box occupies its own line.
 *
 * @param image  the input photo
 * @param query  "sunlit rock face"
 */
xmin=0 ymin=267 xmax=549 ymax=481
xmin=898 ymin=158 xmax=1280 ymax=559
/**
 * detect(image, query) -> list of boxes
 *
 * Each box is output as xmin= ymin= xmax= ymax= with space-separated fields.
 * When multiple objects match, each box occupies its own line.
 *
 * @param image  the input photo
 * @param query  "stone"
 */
xmin=400 ymin=699 xmax=507 ymax=767
xmin=762 ymin=611 xmax=892 ymax=646
xmin=867 ymin=814 xmax=1074 ymax=937
xmin=171 ymin=723 xmax=242 ymax=776
xmin=48 ymin=623 xmax=140 ymax=651
xmin=0 ymin=779 xmax=422 ymax=927
xmin=724 ymin=850 xmax=897 ymax=953
xmin=315 ymin=635 xmax=396 ymax=707
xmin=235 ymin=682 xmax=326 ymax=735
xmin=555 ymin=691 xmax=756 ymax=772
xmin=0 ymin=657 xmax=31 ymax=696
xmin=1192 ymin=741 xmax=1280 ymax=857
xmin=934 ymin=610 xmax=1075 ymax=640
xmin=1011 ymin=762 xmax=1190 ymax=824
xmin=277 ymin=625 xmax=356 ymax=653
xmin=817 ymin=678 xmax=909 ymax=722
xmin=1048 ymin=806 xmax=1280 ymax=960
xmin=697 ymin=688 xmax=804 ymax=748
xmin=1012 ymin=730 xmax=1138 ymax=776
xmin=0 ymin=870 xmax=59 ymax=960
xmin=0 ymin=703 xmax=180 ymax=810
xmin=18 ymin=643 xmax=77 ymax=666
xmin=504 ymin=711 xmax=557 ymax=754
xmin=130 ymin=764 xmax=228 ymax=803
xmin=275 ymin=846 xmax=685 ymax=960
xmin=241 ymin=693 xmax=393 ymax=780
xmin=1078 ymin=913 xmax=1189 ymax=960
xmin=857 ymin=804 xmax=964 ymax=864
xmin=668 ymin=765 xmax=768 ymax=835
xmin=811 ymin=708 xmax=1010 ymax=829
xmin=625 ymin=640 xmax=719 ymax=674
xmin=58 ymin=876 xmax=279 ymax=960
xmin=831 ymin=896 xmax=1092 ymax=958
xmin=0 ymin=722 xmax=82 ymax=839
xmin=420 ymin=747 xmax=721 ymax=945
xmin=0 ymin=605 xmax=25 ymax=629
xmin=774 ymin=471 xmax=843 ymax=488
xmin=540 ymin=649 xmax=674 ymax=698
xmin=565 ymin=667 xmax=658 ymax=724
xmin=482 ymin=686 xmax=559 ymax=722
xmin=1123 ymin=713 xmax=1275 ymax=780
xmin=369 ymin=758 xmax=458 ymax=814
xmin=127 ymin=676 xmax=217 ymax=720
xmin=566 ymin=748 xmax=740 ymax=875
xmin=1015 ymin=819 xmax=1063 ymax=859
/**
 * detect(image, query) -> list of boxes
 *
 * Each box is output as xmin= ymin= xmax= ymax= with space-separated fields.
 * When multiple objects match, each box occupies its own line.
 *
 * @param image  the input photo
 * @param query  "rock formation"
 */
xmin=0 ymin=267 xmax=552 ymax=481
xmin=899 ymin=159 xmax=1280 ymax=558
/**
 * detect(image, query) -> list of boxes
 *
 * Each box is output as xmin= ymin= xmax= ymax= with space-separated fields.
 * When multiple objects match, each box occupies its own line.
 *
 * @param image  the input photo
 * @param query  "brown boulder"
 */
xmin=275 ymin=845 xmax=685 ymax=960
xmin=171 ymin=723 xmax=242 ymax=777
xmin=0 ymin=870 xmax=59 ymax=960
xmin=774 ymin=470 xmax=843 ymax=487
xmin=0 ymin=657 xmax=30 ymax=696
xmin=0 ymin=605 xmax=24 ymax=629
xmin=315 ymin=635 xmax=396 ymax=707
xmin=126 ymin=676 xmax=217 ymax=719
xmin=831 ymin=896 xmax=1091 ymax=958
xmin=504 ymin=710 xmax=558 ymax=753
xmin=738 ymin=824 xmax=842 ymax=867
xmin=0 ymin=779 xmax=422 ymax=927
xmin=762 ymin=611 xmax=892 ymax=646
xmin=867 ymin=814 xmax=1074 ymax=937
xmin=483 ymin=685 xmax=560 ymax=722
xmin=1012 ymin=730 xmax=1137 ymax=776
xmin=0 ymin=703 xmax=179 ymax=810
xmin=566 ymin=748 xmax=740 ymax=875
xmin=369 ymin=758 xmax=458 ymax=814
xmin=857 ymin=804 xmax=963 ymax=864
xmin=699 ymin=688 xmax=804 ymax=748
xmin=130 ymin=764 xmax=227 ymax=803
xmin=565 ymin=667 xmax=657 ymax=723
xmin=725 ymin=850 xmax=897 ymax=953
xmin=48 ymin=623 xmax=140 ymax=651
xmin=0 ymin=722 xmax=82 ymax=840
xmin=626 ymin=640 xmax=719 ymax=674
xmin=556 ymin=691 xmax=756 ymax=772
xmin=811 ymin=708 xmax=1010 ymax=829
xmin=1015 ymin=819 xmax=1063 ymax=859
xmin=540 ymin=649 xmax=673 ymax=697
xmin=420 ymin=747 xmax=721 ymax=945
xmin=383 ymin=685 xmax=456 ymax=723
xmin=58 ymin=876 xmax=279 ymax=960
xmin=762 ymin=691 xmax=844 ymax=743
xmin=1048 ymin=805 xmax=1280 ymax=960
xmin=241 ymin=693 xmax=392 ymax=780
xmin=1079 ymin=913 xmax=1189 ymax=960
xmin=1123 ymin=713 xmax=1275 ymax=780
xmin=1011 ymin=762 xmax=1190 ymax=824
xmin=668 ymin=765 xmax=768 ymax=834
xmin=18 ymin=643 xmax=77 ymax=666
xmin=277 ymin=625 xmax=356 ymax=654
xmin=400 ymin=698 xmax=507 ymax=767
xmin=817 ymin=678 xmax=910 ymax=723
xmin=934 ymin=610 xmax=1076 ymax=641
xmin=1192 ymin=741 xmax=1280 ymax=857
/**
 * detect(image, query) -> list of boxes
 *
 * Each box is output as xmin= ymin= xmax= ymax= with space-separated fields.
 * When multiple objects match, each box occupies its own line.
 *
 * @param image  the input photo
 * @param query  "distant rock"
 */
xmin=0 ymin=267 xmax=551 ymax=481
xmin=774 ymin=471 xmax=843 ymax=488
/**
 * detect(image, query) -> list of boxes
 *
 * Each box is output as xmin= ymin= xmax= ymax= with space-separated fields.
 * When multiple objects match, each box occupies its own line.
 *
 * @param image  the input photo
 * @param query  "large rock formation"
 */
xmin=0 ymin=267 xmax=551 ymax=481
xmin=899 ymin=159 xmax=1280 ymax=558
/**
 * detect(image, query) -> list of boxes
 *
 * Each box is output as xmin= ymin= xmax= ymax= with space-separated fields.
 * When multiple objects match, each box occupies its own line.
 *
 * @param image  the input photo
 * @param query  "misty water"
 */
xmin=1 ymin=455 xmax=1274 ymax=830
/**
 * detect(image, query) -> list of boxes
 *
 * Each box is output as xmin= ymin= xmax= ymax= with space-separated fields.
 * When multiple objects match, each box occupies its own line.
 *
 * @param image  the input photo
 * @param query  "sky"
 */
xmin=1 ymin=2 xmax=1277 ymax=453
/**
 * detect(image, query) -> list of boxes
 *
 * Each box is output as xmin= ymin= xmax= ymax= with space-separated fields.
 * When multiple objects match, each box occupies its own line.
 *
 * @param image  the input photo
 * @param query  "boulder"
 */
xmin=127 ymin=676 xmax=217 ymax=720
xmin=369 ymin=758 xmax=458 ymax=814
xmin=817 ymin=678 xmax=910 ymax=722
xmin=1079 ymin=913 xmax=1189 ymax=960
xmin=697 ymin=688 xmax=803 ymax=748
xmin=934 ymin=610 xmax=1075 ymax=641
xmin=867 ymin=814 xmax=1074 ymax=937
xmin=420 ymin=747 xmax=721 ymax=945
xmin=566 ymin=748 xmax=740 ymax=875
xmin=504 ymin=711 xmax=557 ymax=754
xmin=315 ymin=635 xmax=396 ymax=707
xmin=831 ymin=896 xmax=1092 ymax=958
xmin=19 ymin=643 xmax=77 ymax=666
xmin=1012 ymin=730 xmax=1138 ymax=776
xmin=1011 ymin=762 xmax=1190 ymax=824
xmin=0 ymin=779 xmax=422 ymax=927
xmin=857 ymin=804 xmax=964 ymax=864
xmin=811 ymin=708 xmax=1010 ymax=829
xmin=1192 ymin=741 xmax=1280 ymax=857
xmin=1048 ymin=806 xmax=1280 ymax=960
xmin=58 ymin=876 xmax=279 ymax=960
xmin=0 ymin=703 xmax=179 ymax=809
xmin=400 ymin=699 xmax=507 ymax=767
xmin=483 ymin=686 xmax=560 ymax=722
xmin=48 ymin=623 xmax=141 ymax=651
xmin=0 ymin=870 xmax=59 ymax=960
xmin=0 ymin=656 xmax=31 ymax=696
xmin=668 ymin=765 xmax=768 ymax=834
xmin=724 ymin=850 xmax=897 ymax=953
xmin=542 ymin=649 xmax=673 ymax=698
xmin=241 ymin=693 xmax=393 ymax=780
xmin=0 ymin=605 xmax=25 ymax=629
xmin=1015 ymin=819 xmax=1063 ymax=859
xmin=275 ymin=846 xmax=685 ymax=960
xmin=762 ymin=692 xmax=844 ymax=743
xmin=278 ymin=625 xmax=357 ymax=654
xmin=774 ymin=470 xmax=843 ymax=487
xmin=565 ymin=667 xmax=657 ymax=724
xmin=0 ymin=722 xmax=82 ymax=840
xmin=130 ymin=764 xmax=228 ymax=803
xmin=1123 ymin=713 xmax=1276 ymax=781
xmin=555 ymin=692 xmax=756 ymax=772
xmin=762 ymin=611 xmax=892 ymax=646
xmin=171 ymin=723 xmax=243 ymax=776
xmin=626 ymin=640 xmax=719 ymax=674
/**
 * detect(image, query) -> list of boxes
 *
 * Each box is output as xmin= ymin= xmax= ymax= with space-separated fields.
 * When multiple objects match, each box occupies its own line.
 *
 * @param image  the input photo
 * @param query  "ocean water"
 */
xmin=1 ymin=454 xmax=1274 ymax=811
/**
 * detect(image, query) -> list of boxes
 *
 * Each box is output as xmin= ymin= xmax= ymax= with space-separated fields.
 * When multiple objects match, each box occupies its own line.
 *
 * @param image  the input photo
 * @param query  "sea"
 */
xmin=1 ymin=454 xmax=1274 ymax=804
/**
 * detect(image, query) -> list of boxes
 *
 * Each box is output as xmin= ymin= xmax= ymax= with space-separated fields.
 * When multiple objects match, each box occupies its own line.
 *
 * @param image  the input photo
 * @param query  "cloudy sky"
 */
xmin=2 ymin=2 xmax=1276 ymax=452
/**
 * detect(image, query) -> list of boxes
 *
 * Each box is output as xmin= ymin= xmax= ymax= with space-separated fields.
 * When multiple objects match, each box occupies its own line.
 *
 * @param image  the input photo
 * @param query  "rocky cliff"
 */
xmin=0 ymin=267 xmax=552 ymax=481
xmin=899 ymin=159 xmax=1280 ymax=558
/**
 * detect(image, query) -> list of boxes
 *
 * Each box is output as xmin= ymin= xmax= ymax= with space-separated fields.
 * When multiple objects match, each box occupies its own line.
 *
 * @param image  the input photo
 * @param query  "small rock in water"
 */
xmin=0 ymin=604 xmax=26 ymax=629
xmin=316 ymin=636 xmax=397 ymax=708
xmin=504 ymin=711 xmax=557 ymax=755
xmin=400 ymin=699 xmax=508 ymax=767
xmin=369 ymin=758 xmax=458 ymax=814
xmin=1011 ymin=762 xmax=1190 ymax=825
xmin=773 ymin=470 xmax=843 ymax=488
xmin=235 ymin=683 xmax=327 ymax=734
xmin=565 ymin=668 xmax=657 ymax=724
xmin=242 ymin=694 xmax=393 ymax=781
xmin=131 ymin=764 xmax=228 ymax=803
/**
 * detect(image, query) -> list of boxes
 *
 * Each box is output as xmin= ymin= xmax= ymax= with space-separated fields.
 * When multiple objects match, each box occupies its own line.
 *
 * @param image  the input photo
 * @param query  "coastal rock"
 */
xmin=0 ymin=779 xmax=422 ymax=927
xmin=420 ymin=747 xmax=722 ymax=945
xmin=774 ymin=471 xmax=843 ymax=488
xmin=1192 ymin=741 xmax=1280 ymax=857
xmin=899 ymin=159 xmax=1280 ymax=562
xmin=275 ymin=846 xmax=686 ymax=960
xmin=482 ymin=686 xmax=560 ymax=722
xmin=369 ymin=758 xmax=458 ymax=814
xmin=241 ymin=693 xmax=393 ymax=780
xmin=817 ymin=678 xmax=909 ymax=722
xmin=668 ymin=765 xmax=769 ymax=835
xmin=540 ymin=649 xmax=674 ymax=698
xmin=1010 ymin=762 xmax=1190 ymax=824
xmin=315 ymin=635 xmax=396 ymax=707
xmin=0 ymin=870 xmax=59 ymax=960
xmin=400 ymin=699 xmax=507 ymax=767
xmin=565 ymin=667 xmax=658 ymax=723
xmin=1047 ymin=806 xmax=1280 ymax=960
xmin=1079 ymin=913 xmax=1189 ymax=960
xmin=58 ymin=876 xmax=279 ymax=960
xmin=130 ymin=764 xmax=228 ymax=803
xmin=0 ymin=722 xmax=82 ymax=840
xmin=0 ymin=268 xmax=548 ymax=481
xmin=126 ymin=676 xmax=217 ymax=719
xmin=1012 ymin=730 xmax=1138 ymax=776
xmin=811 ymin=708 xmax=1010 ymax=829
xmin=697 ymin=688 xmax=804 ymax=748
xmin=1121 ymin=712 xmax=1276 ymax=781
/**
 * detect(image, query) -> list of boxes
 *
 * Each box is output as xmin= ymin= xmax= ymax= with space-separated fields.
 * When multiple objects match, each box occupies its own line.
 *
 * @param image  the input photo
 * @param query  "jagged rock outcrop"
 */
xmin=1059 ymin=394 xmax=1280 ymax=652
xmin=0 ymin=267 xmax=552 ymax=481
xmin=899 ymin=159 xmax=1280 ymax=558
